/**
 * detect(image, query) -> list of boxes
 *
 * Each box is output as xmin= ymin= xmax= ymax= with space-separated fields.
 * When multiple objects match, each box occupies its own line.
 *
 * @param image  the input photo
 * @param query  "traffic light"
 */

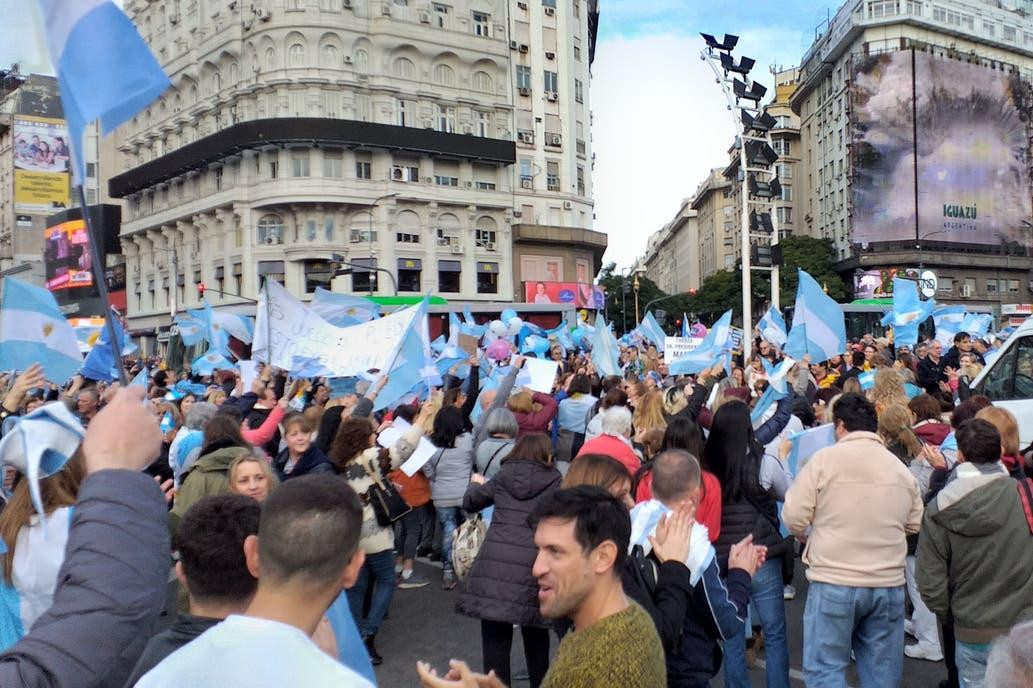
xmin=197 ymin=282 xmax=206 ymax=298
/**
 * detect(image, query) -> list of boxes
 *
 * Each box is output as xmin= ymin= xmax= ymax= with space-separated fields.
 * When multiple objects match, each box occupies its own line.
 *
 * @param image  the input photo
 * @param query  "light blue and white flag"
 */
xmin=750 ymin=356 xmax=795 ymax=424
xmin=0 ymin=278 xmax=82 ymax=383
xmin=682 ymin=314 xmax=691 ymax=339
xmin=638 ymin=312 xmax=667 ymax=352
xmin=374 ymin=299 xmax=439 ymax=411
xmin=80 ymin=308 xmax=135 ymax=381
xmin=309 ymin=288 xmax=380 ymax=327
xmin=192 ymin=348 xmax=237 ymax=376
xmin=211 ymin=308 xmax=254 ymax=344
xmin=932 ymin=305 xmax=967 ymax=348
xmin=129 ymin=367 xmax=149 ymax=388
xmin=858 ymin=371 xmax=876 ymax=391
xmin=590 ymin=313 xmax=622 ymax=378
xmin=188 ymin=300 xmax=230 ymax=355
xmin=73 ymin=324 xmax=102 ymax=353
xmin=879 ymin=278 xmax=935 ymax=349
xmin=961 ymin=313 xmax=993 ymax=338
xmin=668 ymin=310 xmax=732 ymax=376
xmin=174 ymin=313 xmax=206 ymax=346
xmin=37 ymin=0 xmax=170 ymax=184
xmin=758 ymin=305 xmax=788 ymax=348
xmin=784 ymin=269 xmax=846 ymax=364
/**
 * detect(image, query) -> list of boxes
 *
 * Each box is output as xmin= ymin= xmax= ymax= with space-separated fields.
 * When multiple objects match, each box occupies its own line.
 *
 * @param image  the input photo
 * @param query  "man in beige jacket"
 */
xmin=783 ymin=392 xmax=923 ymax=688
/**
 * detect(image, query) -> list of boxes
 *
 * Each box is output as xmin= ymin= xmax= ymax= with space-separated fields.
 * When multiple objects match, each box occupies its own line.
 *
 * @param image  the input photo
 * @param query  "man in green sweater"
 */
xmin=417 ymin=486 xmax=666 ymax=688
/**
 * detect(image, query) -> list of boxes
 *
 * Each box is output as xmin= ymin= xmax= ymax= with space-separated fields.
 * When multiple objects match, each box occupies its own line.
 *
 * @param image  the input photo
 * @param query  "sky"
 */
xmin=1 ymin=0 xmax=837 ymax=270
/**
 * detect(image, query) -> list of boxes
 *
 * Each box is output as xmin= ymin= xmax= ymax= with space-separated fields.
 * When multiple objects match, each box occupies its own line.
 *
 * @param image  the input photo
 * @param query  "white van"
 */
xmin=970 ymin=318 xmax=1033 ymax=445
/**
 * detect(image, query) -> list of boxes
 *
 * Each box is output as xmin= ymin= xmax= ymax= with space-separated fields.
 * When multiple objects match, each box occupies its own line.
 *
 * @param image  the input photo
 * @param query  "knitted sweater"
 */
xmin=541 ymin=602 xmax=665 ymax=688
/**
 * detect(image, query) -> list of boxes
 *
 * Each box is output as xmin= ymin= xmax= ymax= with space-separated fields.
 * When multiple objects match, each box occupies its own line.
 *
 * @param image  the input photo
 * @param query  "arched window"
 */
xmin=395 ymin=210 xmax=421 ymax=243
xmin=265 ymin=47 xmax=276 ymax=70
xmin=472 ymin=70 xmax=493 ymax=92
xmin=393 ymin=57 xmax=415 ymax=79
xmin=210 ymin=71 xmax=221 ymax=94
xmin=436 ymin=212 xmax=460 ymax=246
xmin=321 ymin=44 xmax=338 ymax=67
xmin=257 ymin=214 xmax=284 ymax=245
xmin=433 ymin=64 xmax=455 ymax=85
xmin=350 ymin=211 xmax=373 ymax=243
xmin=475 ymin=216 xmax=497 ymax=247
xmin=228 ymin=62 xmax=240 ymax=85
xmin=354 ymin=49 xmax=369 ymax=72
xmin=288 ymin=43 xmax=306 ymax=67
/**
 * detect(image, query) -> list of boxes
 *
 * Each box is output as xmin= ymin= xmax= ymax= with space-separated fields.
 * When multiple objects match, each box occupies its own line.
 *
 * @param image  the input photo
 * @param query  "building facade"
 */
xmin=791 ymin=0 xmax=1033 ymax=310
xmin=640 ymin=200 xmax=699 ymax=294
xmin=111 ymin=0 xmax=604 ymax=332
xmin=691 ymin=168 xmax=734 ymax=280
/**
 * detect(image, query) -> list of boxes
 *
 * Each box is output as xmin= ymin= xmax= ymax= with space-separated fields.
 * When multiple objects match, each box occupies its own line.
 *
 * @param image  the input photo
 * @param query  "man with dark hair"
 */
xmin=137 ymin=476 xmax=373 ymax=687
xmin=629 ymin=450 xmax=765 ymax=687
xmin=941 ymin=332 xmax=985 ymax=374
xmin=126 ymin=495 xmax=261 ymax=685
xmin=784 ymin=393 xmax=923 ymax=687
xmin=839 ymin=350 xmax=867 ymax=386
xmin=418 ymin=486 xmax=666 ymax=688
xmin=917 ymin=419 xmax=1033 ymax=688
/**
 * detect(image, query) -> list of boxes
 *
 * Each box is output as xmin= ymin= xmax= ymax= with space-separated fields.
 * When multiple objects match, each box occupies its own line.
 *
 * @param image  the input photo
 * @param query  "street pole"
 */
xmin=633 ymin=273 xmax=641 ymax=324
xmin=169 ymin=245 xmax=178 ymax=323
xmin=739 ymin=135 xmax=753 ymax=362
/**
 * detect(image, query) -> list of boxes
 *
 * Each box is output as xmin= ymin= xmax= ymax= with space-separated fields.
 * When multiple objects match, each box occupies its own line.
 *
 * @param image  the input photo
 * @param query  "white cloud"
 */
xmin=590 ymin=27 xmax=805 ymax=271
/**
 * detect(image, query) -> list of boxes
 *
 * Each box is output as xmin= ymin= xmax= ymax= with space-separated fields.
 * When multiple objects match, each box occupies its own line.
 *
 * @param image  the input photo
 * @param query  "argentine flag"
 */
xmin=638 ymin=312 xmax=667 ymax=352
xmin=758 ymin=305 xmax=788 ymax=347
xmin=0 ymin=278 xmax=82 ymax=383
xmin=590 ymin=313 xmax=622 ymax=378
xmin=880 ymin=278 xmax=935 ymax=348
xmin=37 ymin=0 xmax=170 ymax=184
xmin=310 ymin=288 xmax=380 ymax=326
xmin=784 ymin=269 xmax=846 ymax=364
xmin=933 ymin=306 xmax=967 ymax=348
xmin=668 ymin=310 xmax=732 ymax=376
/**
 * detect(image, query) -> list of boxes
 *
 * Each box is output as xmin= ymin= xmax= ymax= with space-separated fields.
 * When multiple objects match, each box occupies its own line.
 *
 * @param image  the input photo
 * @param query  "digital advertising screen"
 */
xmin=43 ymin=219 xmax=93 ymax=291
xmin=524 ymin=281 xmax=605 ymax=309
xmin=12 ymin=116 xmax=71 ymax=214
xmin=851 ymin=50 xmax=1032 ymax=246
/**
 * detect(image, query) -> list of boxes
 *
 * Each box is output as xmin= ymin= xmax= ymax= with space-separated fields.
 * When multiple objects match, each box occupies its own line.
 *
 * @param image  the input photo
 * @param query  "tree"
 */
xmin=777 ymin=236 xmax=849 ymax=305
xmin=597 ymin=262 xmax=694 ymax=336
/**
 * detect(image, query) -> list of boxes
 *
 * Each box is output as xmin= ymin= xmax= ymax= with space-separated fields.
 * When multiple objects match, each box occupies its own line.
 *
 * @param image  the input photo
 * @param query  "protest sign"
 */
xmin=664 ymin=336 xmax=703 ymax=360
xmin=458 ymin=333 xmax=479 ymax=357
xmin=523 ymin=358 xmax=559 ymax=394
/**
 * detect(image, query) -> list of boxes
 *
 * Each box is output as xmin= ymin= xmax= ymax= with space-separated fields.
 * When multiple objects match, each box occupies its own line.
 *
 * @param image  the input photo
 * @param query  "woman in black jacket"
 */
xmin=456 ymin=433 xmax=561 ymax=688
xmin=704 ymin=398 xmax=793 ymax=688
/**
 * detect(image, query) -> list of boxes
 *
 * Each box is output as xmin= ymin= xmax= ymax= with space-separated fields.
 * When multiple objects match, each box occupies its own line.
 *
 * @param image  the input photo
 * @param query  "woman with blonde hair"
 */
xmin=227 ymin=454 xmax=278 ymax=503
xmin=633 ymin=389 xmax=667 ymax=438
xmin=506 ymin=388 xmax=557 ymax=437
xmin=878 ymin=404 xmax=923 ymax=466
xmin=976 ymin=406 xmax=1026 ymax=478
xmin=869 ymin=368 xmax=908 ymax=414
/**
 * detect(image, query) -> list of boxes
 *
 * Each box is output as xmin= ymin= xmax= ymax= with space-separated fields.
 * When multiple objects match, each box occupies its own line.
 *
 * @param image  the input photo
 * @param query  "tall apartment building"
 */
xmin=110 ymin=0 xmax=604 ymax=334
xmin=792 ymin=0 xmax=1033 ymax=309
xmin=691 ymin=168 xmax=734 ymax=280
xmin=640 ymin=201 xmax=699 ymax=294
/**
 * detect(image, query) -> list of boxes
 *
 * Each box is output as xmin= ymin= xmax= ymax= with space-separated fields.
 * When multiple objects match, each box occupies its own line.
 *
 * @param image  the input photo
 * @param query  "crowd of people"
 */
xmin=0 ymin=323 xmax=1030 ymax=688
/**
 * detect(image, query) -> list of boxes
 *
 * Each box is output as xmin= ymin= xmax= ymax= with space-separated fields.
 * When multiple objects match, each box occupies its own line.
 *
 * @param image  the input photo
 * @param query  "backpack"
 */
xmin=1016 ymin=478 xmax=1033 ymax=535
xmin=451 ymin=513 xmax=487 ymax=582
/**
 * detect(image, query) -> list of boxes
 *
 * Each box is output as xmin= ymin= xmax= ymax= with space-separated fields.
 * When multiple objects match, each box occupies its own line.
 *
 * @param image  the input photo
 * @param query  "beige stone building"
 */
xmin=639 ymin=200 xmax=698 ymax=294
xmin=691 ymin=168 xmax=734 ymax=280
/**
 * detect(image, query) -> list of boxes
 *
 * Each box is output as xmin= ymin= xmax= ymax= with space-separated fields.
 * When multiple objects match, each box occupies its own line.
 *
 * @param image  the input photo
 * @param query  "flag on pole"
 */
xmin=373 ymin=299 xmax=438 ymax=411
xmin=174 ymin=313 xmax=206 ymax=346
xmin=932 ymin=305 xmax=967 ymax=348
xmin=681 ymin=314 xmax=691 ymax=338
xmin=667 ymin=310 xmax=732 ymax=375
xmin=960 ymin=313 xmax=993 ymax=338
xmin=637 ymin=312 xmax=667 ymax=352
xmin=590 ymin=313 xmax=621 ymax=378
xmin=757 ymin=305 xmax=788 ymax=347
xmin=37 ymin=0 xmax=171 ymax=184
xmin=80 ymin=307 xmax=135 ymax=381
xmin=879 ymin=278 xmax=935 ymax=348
xmin=192 ymin=348 xmax=238 ymax=376
xmin=784 ymin=269 xmax=846 ymax=364
xmin=0 ymin=278 xmax=82 ymax=383
xmin=309 ymin=288 xmax=380 ymax=326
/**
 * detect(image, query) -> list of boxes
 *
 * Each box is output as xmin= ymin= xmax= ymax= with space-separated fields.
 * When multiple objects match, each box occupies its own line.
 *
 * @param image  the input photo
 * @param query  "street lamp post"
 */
xmin=633 ymin=270 xmax=643 ymax=324
xmin=368 ymin=193 xmax=399 ymax=295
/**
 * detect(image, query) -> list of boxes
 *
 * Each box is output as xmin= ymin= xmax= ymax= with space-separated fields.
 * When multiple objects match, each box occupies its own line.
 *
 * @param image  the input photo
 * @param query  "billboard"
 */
xmin=43 ymin=219 xmax=93 ymax=291
xmin=524 ymin=281 xmax=605 ymax=309
xmin=852 ymin=50 xmax=1032 ymax=245
xmin=13 ymin=116 xmax=71 ymax=214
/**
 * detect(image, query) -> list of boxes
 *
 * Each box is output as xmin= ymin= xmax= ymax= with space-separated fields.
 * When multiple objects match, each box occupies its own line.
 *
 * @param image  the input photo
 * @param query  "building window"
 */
xmin=867 ymin=0 xmax=898 ymax=18
xmin=354 ymin=49 xmax=368 ymax=72
xmin=546 ymin=161 xmax=560 ymax=191
xmin=472 ymin=11 xmax=490 ymax=36
xmin=396 ymin=231 xmax=421 ymax=243
xmin=351 ymin=259 xmax=376 ymax=292
xmin=542 ymin=0 xmax=556 ymax=7
xmin=477 ymin=111 xmax=490 ymax=137
xmin=1010 ymin=279 xmax=1020 ymax=293
xmin=983 ymin=20 xmax=996 ymax=37
xmin=268 ymin=159 xmax=278 ymax=179
xmin=477 ymin=262 xmax=498 ymax=294
xmin=288 ymin=43 xmax=305 ymax=67
xmin=232 ymin=263 xmax=242 ymax=294
xmin=256 ymin=262 xmax=285 ymax=289
xmin=516 ymin=65 xmax=532 ymax=90
xmin=434 ymin=175 xmax=459 ymax=187
xmin=780 ymin=184 xmax=792 ymax=202
xmin=472 ymin=71 xmax=493 ymax=93
xmin=776 ymin=162 xmax=792 ymax=179
xmin=321 ymin=44 xmax=338 ymax=67
xmin=574 ymin=79 xmax=584 ymax=103
xmin=436 ymin=105 xmax=456 ymax=133
xmin=434 ymin=64 xmax=456 ymax=85
xmin=776 ymin=207 xmax=793 ymax=224
xmin=574 ymin=45 xmax=581 ymax=61
xmin=543 ymin=70 xmax=558 ymax=93
xmin=773 ymin=139 xmax=791 ymax=155
xmin=1004 ymin=25 xmax=1017 ymax=42
xmin=397 ymin=99 xmax=411 ymax=126
xmin=475 ymin=181 xmax=496 ymax=190
xmin=393 ymin=57 xmax=416 ymax=79
xmin=576 ymin=165 xmax=585 ymax=196
xmin=257 ymin=214 xmax=284 ymax=245
xmin=433 ymin=3 xmax=449 ymax=27
xmin=323 ymin=150 xmax=342 ymax=177
xmin=306 ymin=219 xmax=317 ymax=241
xmin=291 ymin=151 xmax=310 ymax=177
xmin=438 ymin=260 xmax=461 ymax=293
xmin=476 ymin=229 xmax=497 ymax=247
xmin=519 ymin=157 xmax=533 ymax=183
xmin=304 ymin=259 xmax=334 ymax=292
xmin=397 ymin=258 xmax=422 ymax=292
xmin=356 ymin=160 xmax=372 ymax=179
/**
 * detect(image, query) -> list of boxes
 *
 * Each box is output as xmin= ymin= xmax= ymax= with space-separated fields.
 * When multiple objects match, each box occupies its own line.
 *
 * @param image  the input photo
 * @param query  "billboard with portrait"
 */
xmin=13 ymin=116 xmax=71 ymax=214
xmin=524 ymin=281 xmax=605 ymax=309
xmin=43 ymin=219 xmax=93 ymax=291
xmin=851 ymin=50 xmax=1032 ymax=245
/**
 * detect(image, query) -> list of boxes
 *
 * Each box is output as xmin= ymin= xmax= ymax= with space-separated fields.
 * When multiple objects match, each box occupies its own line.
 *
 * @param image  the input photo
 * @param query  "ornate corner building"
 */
xmin=110 ymin=0 xmax=604 ymax=331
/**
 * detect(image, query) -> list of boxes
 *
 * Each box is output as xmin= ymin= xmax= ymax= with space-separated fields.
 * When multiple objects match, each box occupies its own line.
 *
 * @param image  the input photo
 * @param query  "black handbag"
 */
xmin=363 ymin=459 xmax=412 ymax=526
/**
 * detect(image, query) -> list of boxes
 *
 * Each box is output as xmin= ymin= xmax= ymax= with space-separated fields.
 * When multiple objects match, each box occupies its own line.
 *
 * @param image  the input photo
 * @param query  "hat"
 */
xmin=0 ymin=402 xmax=84 ymax=530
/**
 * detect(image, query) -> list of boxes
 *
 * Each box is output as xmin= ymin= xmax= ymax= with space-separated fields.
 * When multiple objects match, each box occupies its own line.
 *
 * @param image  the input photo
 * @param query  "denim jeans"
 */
xmin=803 ymin=581 xmax=905 ymax=688
xmin=955 ymin=640 xmax=990 ymax=688
xmin=437 ymin=505 xmax=462 ymax=575
xmin=346 ymin=549 xmax=396 ymax=638
xmin=723 ymin=557 xmax=790 ymax=688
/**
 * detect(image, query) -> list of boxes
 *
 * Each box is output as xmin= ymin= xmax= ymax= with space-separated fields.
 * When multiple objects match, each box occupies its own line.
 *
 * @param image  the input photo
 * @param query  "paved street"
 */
xmin=373 ymin=557 xmax=947 ymax=688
